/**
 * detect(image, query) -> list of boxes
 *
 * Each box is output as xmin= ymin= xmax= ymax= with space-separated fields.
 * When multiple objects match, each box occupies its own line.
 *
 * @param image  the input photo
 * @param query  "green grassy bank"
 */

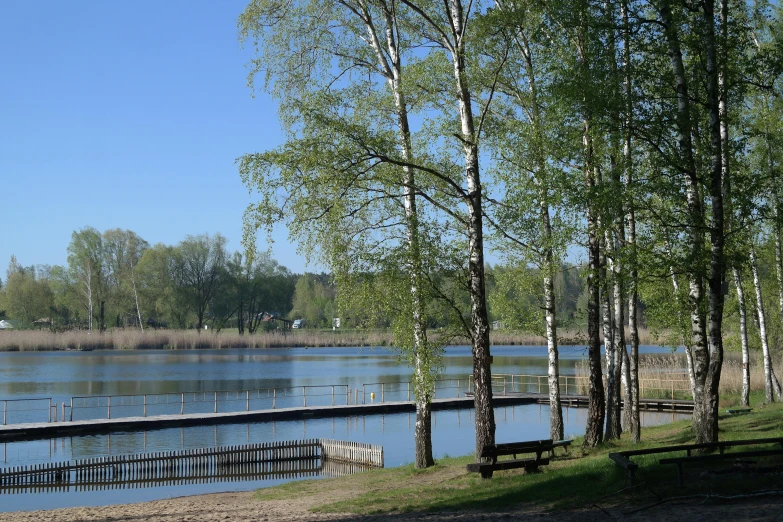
xmin=256 ymin=398 xmax=783 ymax=516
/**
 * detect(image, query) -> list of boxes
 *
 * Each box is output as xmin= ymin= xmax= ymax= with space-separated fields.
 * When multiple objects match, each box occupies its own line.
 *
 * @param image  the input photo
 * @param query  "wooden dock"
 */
xmin=0 ymin=393 xmax=693 ymax=443
xmin=0 ymin=396 xmax=539 ymax=442
xmin=0 ymin=438 xmax=382 ymax=494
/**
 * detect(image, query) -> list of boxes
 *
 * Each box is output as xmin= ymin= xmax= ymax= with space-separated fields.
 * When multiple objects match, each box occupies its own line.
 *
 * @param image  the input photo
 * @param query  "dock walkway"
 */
xmin=0 ymin=395 xmax=537 ymax=442
xmin=0 ymin=393 xmax=693 ymax=443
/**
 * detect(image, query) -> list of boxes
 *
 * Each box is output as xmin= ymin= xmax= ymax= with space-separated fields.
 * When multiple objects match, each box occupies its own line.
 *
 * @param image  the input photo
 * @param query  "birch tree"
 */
xmin=239 ymin=0 xmax=452 ymax=467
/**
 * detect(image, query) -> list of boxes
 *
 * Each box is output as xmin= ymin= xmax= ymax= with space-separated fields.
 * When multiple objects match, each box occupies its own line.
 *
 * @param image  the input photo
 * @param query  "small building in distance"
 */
xmin=0 ymin=320 xmax=14 ymax=330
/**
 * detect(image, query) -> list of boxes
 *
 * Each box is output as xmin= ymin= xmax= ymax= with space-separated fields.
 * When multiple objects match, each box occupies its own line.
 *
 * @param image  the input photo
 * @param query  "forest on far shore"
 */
xmin=1 ymin=225 xmax=782 ymax=357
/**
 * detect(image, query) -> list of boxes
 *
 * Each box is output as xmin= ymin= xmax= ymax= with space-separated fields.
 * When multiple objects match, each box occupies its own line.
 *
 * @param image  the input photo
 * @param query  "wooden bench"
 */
xmin=660 ymin=447 xmax=783 ymax=486
xmin=726 ymin=408 xmax=753 ymax=415
xmin=609 ymin=437 xmax=783 ymax=484
xmin=466 ymin=438 xmax=572 ymax=479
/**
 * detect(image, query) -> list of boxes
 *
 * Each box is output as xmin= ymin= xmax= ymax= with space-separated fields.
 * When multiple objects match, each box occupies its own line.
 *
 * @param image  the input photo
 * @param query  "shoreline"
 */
xmin=0 ymin=328 xmax=657 ymax=352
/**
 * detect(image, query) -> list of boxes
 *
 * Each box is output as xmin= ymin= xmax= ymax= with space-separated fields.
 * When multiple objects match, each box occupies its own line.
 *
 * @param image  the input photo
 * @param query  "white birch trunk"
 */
xmin=669 ymin=262 xmax=697 ymax=396
xmin=132 ymin=271 xmax=143 ymax=332
xmin=362 ymin=2 xmax=434 ymax=467
xmin=732 ymin=267 xmax=750 ymax=406
xmin=621 ymin=0 xmax=640 ymax=442
xmin=750 ymin=245 xmax=776 ymax=403
xmin=514 ymin=27 xmax=563 ymax=442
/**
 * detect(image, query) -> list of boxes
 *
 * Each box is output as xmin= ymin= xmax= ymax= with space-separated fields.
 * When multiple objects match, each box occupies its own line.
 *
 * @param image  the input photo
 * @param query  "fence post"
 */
xmin=181 ymin=393 xmax=185 ymax=415
xmin=246 ymin=390 xmax=250 ymax=412
xmin=107 ymin=396 xmax=111 ymax=419
xmin=143 ymin=395 xmax=147 ymax=417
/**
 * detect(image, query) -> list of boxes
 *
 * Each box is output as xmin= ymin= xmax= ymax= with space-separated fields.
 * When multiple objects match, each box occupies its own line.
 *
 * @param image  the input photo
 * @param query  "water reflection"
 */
xmin=0 ymin=345 xmax=683 ymax=407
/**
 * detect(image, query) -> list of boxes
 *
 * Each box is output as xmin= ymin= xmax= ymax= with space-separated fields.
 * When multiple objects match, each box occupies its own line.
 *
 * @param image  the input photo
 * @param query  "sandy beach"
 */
xmin=3 ymin=488 xmax=783 ymax=521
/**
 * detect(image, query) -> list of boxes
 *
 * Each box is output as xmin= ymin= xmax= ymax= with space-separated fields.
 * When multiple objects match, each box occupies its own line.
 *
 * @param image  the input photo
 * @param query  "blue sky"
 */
xmin=0 ymin=0 xmax=310 ymax=276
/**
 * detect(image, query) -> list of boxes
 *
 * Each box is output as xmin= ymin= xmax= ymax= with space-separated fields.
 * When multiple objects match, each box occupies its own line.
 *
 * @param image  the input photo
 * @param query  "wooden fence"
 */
xmin=0 ymin=438 xmax=383 ymax=493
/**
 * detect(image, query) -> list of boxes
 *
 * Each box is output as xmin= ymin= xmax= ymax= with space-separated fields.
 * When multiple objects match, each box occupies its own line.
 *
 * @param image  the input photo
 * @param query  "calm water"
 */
xmin=0 ymin=345 xmax=683 ymax=404
xmin=0 ymin=345 xmax=688 ymax=512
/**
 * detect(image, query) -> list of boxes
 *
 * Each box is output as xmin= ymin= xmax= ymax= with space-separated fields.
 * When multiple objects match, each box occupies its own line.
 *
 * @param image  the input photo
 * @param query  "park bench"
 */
xmin=466 ymin=438 xmax=573 ymax=478
xmin=725 ymin=408 xmax=753 ymax=415
xmin=609 ymin=437 xmax=783 ymax=484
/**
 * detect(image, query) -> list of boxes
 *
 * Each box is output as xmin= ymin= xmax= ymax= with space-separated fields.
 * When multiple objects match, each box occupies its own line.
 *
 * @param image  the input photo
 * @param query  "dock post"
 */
xmin=362 ymin=386 xmax=365 ymax=405
xmin=273 ymin=389 xmax=276 ymax=409
xmin=246 ymin=391 xmax=250 ymax=411
xmin=407 ymin=382 xmax=410 ymax=401
xmin=3 ymin=400 xmax=6 ymax=425
xmin=143 ymin=395 xmax=147 ymax=417
xmin=303 ymin=387 xmax=307 ymax=407
xmin=49 ymin=399 xmax=52 ymax=423
xmin=70 ymin=398 xmax=74 ymax=421
xmin=61 ymin=402 xmax=65 ymax=423
xmin=181 ymin=393 xmax=185 ymax=415
xmin=107 ymin=397 xmax=111 ymax=419
xmin=457 ymin=379 xmax=460 ymax=397
xmin=381 ymin=383 xmax=384 ymax=403
xmin=214 ymin=392 xmax=218 ymax=413
xmin=332 ymin=386 xmax=335 ymax=406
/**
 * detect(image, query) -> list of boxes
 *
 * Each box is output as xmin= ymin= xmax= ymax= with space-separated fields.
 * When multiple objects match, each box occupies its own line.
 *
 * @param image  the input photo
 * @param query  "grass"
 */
xmin=254 ymin=401 xmax=783 ymax=516
xmin=0 ymin=326 xmax=657 ymax=351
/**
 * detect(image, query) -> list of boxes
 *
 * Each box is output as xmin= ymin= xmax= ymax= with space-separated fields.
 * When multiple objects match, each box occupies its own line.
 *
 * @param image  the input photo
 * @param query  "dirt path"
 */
xmin=4 ymin=489 xmax=783 ymax=521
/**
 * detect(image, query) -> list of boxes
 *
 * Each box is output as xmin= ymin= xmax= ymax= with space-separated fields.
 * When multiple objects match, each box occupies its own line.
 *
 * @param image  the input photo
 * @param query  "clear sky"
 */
xmin=0 ymin=0 xmax=311 ymax=276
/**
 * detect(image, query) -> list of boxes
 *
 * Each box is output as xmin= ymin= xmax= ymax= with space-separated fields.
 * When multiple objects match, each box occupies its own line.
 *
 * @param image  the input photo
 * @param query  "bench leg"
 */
xmin=480 ymin=469 xmax=493 ymax=479
xmin=676 ymin=463 xmax=683 ymax=487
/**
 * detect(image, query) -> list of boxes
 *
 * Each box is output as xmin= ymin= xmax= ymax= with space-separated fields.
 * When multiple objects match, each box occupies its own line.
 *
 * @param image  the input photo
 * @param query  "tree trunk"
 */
xmin=584 ymin=120 xmax=605 ymax=448
xmin=732 ymin=266 xmax=751 ymax=407
xmin=132 ymin=272 xmax=143 ymax=332
xmin=660 ymin=0 xmax=711 ymax=443
xmin=516 ymin=26 xmax=564 ymax=443
xmin=702 ymin=0 xmax=725 ymax=446
xmin=446 ymin=0 xmax=495 ymax=462
xmin=622 ymin=0 xmax=640 ymax=443
xmin=603 ymin=231 xmax=621 ymax=441
xmin=367 ymin=3 xmax=437 ymax=468
xmin=750 ymin=245 xmax=775 ymax=403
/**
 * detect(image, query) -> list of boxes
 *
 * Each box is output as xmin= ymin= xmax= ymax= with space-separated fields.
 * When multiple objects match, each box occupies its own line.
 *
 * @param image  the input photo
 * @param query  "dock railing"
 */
xmin=68 ymin=385 xmax=351 ymax=421
xmin=1 ymin=374 xmax=694 ymax=426
xmin=2 ymin=398 xmax=54 ymax=426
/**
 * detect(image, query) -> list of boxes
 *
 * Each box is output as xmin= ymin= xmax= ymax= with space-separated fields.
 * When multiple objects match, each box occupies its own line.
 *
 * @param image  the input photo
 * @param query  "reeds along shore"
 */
xmin=576 ymin=353 xmax=783 ymax=399
xmin=0 ymin=327 xmax=656 ymax=352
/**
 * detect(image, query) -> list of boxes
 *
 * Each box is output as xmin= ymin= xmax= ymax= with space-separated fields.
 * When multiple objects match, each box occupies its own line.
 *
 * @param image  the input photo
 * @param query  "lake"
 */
xmin=0 ymin=345 xmax=688 ymax=512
